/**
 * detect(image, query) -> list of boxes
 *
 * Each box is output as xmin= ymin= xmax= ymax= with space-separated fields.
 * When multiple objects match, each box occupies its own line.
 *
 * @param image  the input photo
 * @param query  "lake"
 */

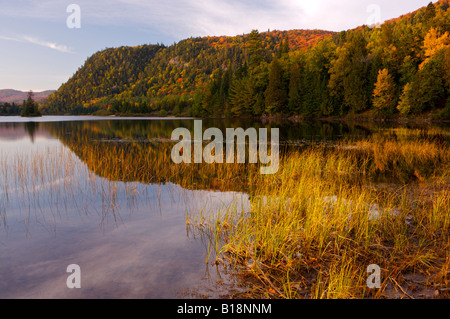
xmin=0 ymin=116 xmax=448 ymax=299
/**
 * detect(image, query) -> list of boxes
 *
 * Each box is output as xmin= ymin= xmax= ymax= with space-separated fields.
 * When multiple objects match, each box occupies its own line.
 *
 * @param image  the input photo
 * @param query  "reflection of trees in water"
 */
xmin=24 ymin=122 xmax=39 ymax=143
xmin=71 ymin=141 xmax=252 ymax=193
xmin=0 ymin=122 xmax=41 ymax=143
xmin=45 ymin=121 xmax=251 ymax=193
xmin=39 ymin=119 xmax=450 ymax=191
xmin=41 ymin=119 xmax=369 ymax=192
xmin=44 ymin=119 xmax=379 ymax=144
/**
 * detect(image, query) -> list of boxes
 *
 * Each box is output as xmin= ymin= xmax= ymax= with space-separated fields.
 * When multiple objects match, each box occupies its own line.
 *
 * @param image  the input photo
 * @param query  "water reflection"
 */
xmin=24 ymin=122 xmax=39 ymax=143
xmin=0 ymin=117 xmax=448 ymax=299
xmin=0 ymin=119 xmax=253 ymax=298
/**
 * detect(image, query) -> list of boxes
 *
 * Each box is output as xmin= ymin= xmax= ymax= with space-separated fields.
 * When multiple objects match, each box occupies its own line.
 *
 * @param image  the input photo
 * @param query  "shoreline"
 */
xmin=4 ymin=113 xmax=447 ymax=124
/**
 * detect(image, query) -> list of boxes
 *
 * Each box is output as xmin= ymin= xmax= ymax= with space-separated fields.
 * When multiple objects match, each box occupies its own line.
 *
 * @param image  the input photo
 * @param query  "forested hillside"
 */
xmin=44 ymin=29 xmax=332 ymax=115
xmin=45 ymin=1 xmax=450 ymax=119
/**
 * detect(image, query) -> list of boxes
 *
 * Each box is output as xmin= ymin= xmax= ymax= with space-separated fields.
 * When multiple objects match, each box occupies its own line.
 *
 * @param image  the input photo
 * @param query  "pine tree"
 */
xmin=229 ymin=77 xmax=255 ymax=116
xmin=399 ymin=55 xmax=417 ymax=87
xmin=288 ymin=63 xmax=302 ymax=114
xmin=264 ymin=57 xmax=287 ymax=114
xmin=248 ymin=30 xmax=265 ymax=69
xmin=219 ymin=68 xmax=232 ymax=113
xmin=329 ymin=32 xmax=370 ymax=113
xmin=21 ymin=91 xmax=41 ymax=117
xmin=277 ymin=38 xmax=290 ymax=58
xmin=423 ymin=2 xmax=436 ymax=27
xmin=282 ymin=37 xmax=290 ymax=56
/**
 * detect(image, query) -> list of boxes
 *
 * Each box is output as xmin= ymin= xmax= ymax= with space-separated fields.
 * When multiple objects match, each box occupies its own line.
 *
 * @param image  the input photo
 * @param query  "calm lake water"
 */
xmin=0 ymin=116 xmax=448 ymax=299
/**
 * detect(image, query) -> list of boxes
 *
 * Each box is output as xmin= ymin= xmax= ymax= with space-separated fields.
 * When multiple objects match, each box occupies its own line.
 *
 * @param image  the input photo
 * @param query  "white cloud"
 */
xmin=0 ymin=34 xmax=74 ymax=53
xmin=0 ymin=0 xmax=434 ymax=38
xmin=0 ymin=35 xmax=20 ymax=42
xmin=101 ymin=0 xmax=311 ymax=38
xmin=0 ymin=0 xmax=314 ymax=38
xmin=22 ymin=36 xmax=75 ymax=53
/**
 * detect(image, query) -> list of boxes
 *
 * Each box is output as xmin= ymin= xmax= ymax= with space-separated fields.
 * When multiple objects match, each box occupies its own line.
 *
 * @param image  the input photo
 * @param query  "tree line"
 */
xmin=0 ymin=102 xmax=21 ymax=116
xmin=0 ymin=91 xmax=42 ymax=117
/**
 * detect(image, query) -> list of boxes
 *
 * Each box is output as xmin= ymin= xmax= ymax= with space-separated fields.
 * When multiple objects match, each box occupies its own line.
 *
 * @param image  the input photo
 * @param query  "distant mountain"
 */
xmin=0 ymin=89 xmax=55 ymax=104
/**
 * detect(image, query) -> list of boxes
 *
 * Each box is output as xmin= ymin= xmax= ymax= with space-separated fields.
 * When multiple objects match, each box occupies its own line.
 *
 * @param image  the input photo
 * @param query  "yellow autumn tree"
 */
xmin=421 ymin=27 xmax=449 ymax=69
xmin=373 ymin=68 xmax=397 ymax=116
xmin=397 ymin=83 xmax=413 ymax=115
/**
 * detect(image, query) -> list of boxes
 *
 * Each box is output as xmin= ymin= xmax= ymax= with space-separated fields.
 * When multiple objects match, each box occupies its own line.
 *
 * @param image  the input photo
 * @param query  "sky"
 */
xmin=0 ymin=0 xmax=434 ymax=92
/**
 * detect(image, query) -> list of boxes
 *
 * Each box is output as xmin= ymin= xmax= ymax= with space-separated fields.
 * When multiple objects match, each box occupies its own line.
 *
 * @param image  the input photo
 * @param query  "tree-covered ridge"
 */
xmin=45 ymin=1 xmax=450 ymax=119
xmin=43 ymin=29 xmax=333 ymax=115
xmin=44 ymin=45 xmax=164 ymax=114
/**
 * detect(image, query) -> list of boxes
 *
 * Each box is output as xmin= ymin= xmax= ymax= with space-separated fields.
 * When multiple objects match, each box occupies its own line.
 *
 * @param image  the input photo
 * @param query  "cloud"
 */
xmin=21 ymin=35 xmax=74 ymax=53
xmin=0 ymin=34 xmax=74 ymax=53
xmin=94 ymin=0 xmax=312 ymax=38
xmin=0 ymin=0 xmax=434 ymax=40
xmin=0 ymin=0 xmax=311 ymax=38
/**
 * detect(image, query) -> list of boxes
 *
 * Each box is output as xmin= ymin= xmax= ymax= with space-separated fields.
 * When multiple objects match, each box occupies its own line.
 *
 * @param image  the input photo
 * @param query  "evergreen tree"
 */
xmin=277 ymin=38 xmax=290 ymax=58
xmin=282 ymin=37 xmax=290 ymax=56
xmin=329 ymin=31 xmax=370 ymax=113
xmin=229 ymin=77 xmax=255 ymax=116
xmin=192 ymin=89 xmax=205 ymax=116
xmin=264 ymin=57 xmax=287 ymax=114
xmin=248 ymin=30 xmax=266 ymax=69
xmin=423 ymin=2 xmax=437 ymax=27
xmin=288 ymin=63 xmax=302 ymax=114
xmin=399 ymin=55 xmax=417 ymax=87
xmin=219 ymin=68 xmax=232 ymax=114
xmin=21 ymin=91 xmax=41 ymax=117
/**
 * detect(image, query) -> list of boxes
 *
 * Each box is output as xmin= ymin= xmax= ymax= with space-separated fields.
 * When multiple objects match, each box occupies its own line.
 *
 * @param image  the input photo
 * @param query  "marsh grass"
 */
xmin=186 ymin=133 xmax=450 ymax=299
xmin=58 ymin=132 xmax=449 ymax=299
xmin=0 ymin=145 xmax=162 ymax=230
